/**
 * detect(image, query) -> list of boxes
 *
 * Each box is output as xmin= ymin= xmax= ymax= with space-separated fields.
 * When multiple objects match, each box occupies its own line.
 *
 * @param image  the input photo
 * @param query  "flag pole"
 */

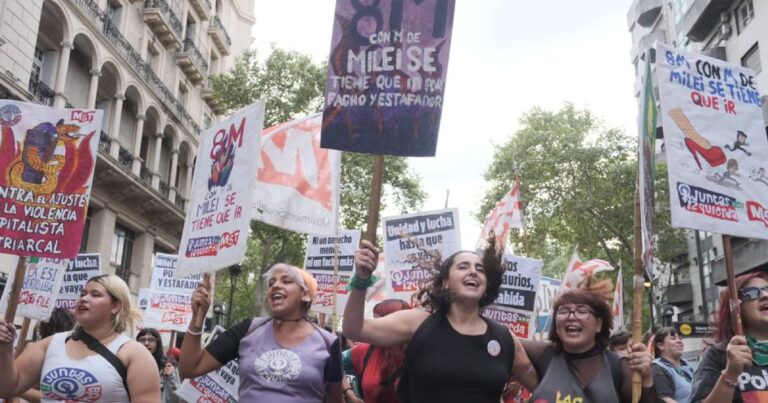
xmin=632 ymin=185 xmax=644 ymax=403
xmin=722 ymin=235 xmax=743 ymax=335
xmin=331 ymin=237 xmax=340 ymax=334
xmin=4 ymin=257 xmax=26 ymax=323
xmin=365 ymin=155 xmax=385 ymax=244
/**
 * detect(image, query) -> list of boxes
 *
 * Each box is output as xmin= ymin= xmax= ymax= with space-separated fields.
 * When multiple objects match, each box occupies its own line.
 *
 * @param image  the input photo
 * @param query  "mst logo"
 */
xmin=70 ymin=110 xmax=95 ymax=124
xmin=257 ymin=115 xmax=334 ymax=211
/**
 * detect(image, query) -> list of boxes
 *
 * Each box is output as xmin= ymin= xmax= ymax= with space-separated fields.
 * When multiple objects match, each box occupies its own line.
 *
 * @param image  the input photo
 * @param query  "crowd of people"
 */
xmin=0 ymin=243 xmax=765 ymax=403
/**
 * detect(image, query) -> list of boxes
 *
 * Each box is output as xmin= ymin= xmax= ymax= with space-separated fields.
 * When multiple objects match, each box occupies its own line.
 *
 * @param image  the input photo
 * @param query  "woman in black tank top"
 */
xmin=343 ymin=238 xmax=537 ymax=403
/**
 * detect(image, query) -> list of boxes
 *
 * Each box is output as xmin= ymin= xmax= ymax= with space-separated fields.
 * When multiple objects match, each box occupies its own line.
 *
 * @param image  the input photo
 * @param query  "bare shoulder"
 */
xmin=397 ymin=309 xmax=430 ymax=332
xmin=118 ymin=340 xmax=154 ymax=364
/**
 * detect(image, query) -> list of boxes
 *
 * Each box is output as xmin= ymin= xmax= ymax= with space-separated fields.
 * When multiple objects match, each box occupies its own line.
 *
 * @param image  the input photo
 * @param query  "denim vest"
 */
xmin=653 ymin=358 xmax=693 ymax=403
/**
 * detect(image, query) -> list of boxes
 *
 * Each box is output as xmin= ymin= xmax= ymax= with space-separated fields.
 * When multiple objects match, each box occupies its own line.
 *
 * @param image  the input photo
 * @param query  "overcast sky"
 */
xmin=251 ymin=0 xmax=638 ymax=249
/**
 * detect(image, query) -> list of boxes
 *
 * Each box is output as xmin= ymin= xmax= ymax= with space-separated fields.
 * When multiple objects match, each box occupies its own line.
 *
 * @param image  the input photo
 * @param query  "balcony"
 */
xmin=159 ymin=179 xmax=170 ymax=197
xmin=176 ymin=38 xmax=208 ymax=84
xmin=683 ymin=0 xmax=736 ymax=42
xmin=208 ymin=16 xmax=231 ymax=56
xmin=118 ymin=146 xmax=134 ymax=170
xmin=139 ymin=165 xmax=153 ymax=185
xmin=175 ymin=194 xmax=186 ymax=210
xmin=189 ymin=0 xmax=211 ymax=22
xmin=99 ymin=131 xmax=112 ymax=154
xmin=713 ymin=238 xmax=768 ymax=285
xmin=28 ymin=75 xmax=54 ymax=106
xmin=666 ymin=282 xmax=693 ymax=306
xmin=201 ymin=77 xmax=222 ymax=114
xmin=143 ymin=0 xmax=183 ymax=49
xmin=67 ymin=0 xmax=202 ymax=137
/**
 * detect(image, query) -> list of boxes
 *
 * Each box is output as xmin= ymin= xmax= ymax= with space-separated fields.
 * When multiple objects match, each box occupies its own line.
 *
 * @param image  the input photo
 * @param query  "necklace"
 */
xmin=274 ymin=317 xmax=306 ymax=325
xmin=563 ymin=344 xmax=602 ymax=360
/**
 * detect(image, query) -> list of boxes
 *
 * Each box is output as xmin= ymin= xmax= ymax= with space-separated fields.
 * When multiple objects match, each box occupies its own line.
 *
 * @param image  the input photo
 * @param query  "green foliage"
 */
xmin=210 ymin=47 xmax=425 ymax=322
xmin=478 ymin=104 xmax=686 ymax=330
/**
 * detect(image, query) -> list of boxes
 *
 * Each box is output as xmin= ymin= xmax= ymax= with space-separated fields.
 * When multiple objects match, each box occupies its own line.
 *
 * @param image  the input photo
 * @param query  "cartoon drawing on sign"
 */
xmin=713 ymin=159 xmax=741 ymax=187
xmin=750 ymin=167 xmax=768 ymax=186
xmin=724 ymin=130 xmax=752 ymax=156
xmin=208 ymin=139 xmax=235 ymax=190
xmin=2 ymin=116 xmax=95 ymax=194
xmin=667 ymin=107 xmax=726 ymax=170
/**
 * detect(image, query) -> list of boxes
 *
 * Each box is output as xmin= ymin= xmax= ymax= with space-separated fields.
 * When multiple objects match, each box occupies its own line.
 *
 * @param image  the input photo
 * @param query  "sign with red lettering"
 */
xmin=177 ymin=326 xmax=239 ymax=402
xmin=143 ymin=291 xmax=194 ymax=332
xmin=252 ymin=114 xmax=341 ymax=235
xmin=304 ymin=230 xmax=361 ymax=315
xmin=0 ymin=255 xmax=69 ymax=320
xmin=657 ymin=42 xmax=768 ymax=239
xmin=0 ymin=100 xmax=104 ymax=258
xmin=176 ymin=101 xmax=265 ymax=277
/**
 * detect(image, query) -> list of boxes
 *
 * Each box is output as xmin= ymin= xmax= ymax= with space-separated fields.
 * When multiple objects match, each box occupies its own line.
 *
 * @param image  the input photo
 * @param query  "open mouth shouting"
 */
xmin=564 ymin=323 xmax=583 ymax=336
xmin=270 ymin=292 xmax=287 ymax=306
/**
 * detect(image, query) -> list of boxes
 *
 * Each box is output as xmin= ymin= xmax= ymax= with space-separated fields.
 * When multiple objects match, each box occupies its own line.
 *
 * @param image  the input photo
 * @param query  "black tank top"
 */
xmin=406 ymin=315 xmax=514 ymax=403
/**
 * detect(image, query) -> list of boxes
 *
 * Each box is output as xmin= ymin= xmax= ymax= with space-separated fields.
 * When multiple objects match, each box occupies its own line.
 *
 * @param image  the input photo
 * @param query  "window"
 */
xmin=31 ymin=47 xmax=43 ymax=82
xmin=670 ymin=0 xmax=691 ymax=25
xmin=742 ymin=43 xmax=761 ymax=74
xmin=178 ymin=84 xmax=188 ymax=108
xmin=111 ymin=224 xmax=134 ymax=281
xmin=737 ymin=0 xmax=754 ymax=34
xmin=106 ymin=0 xmax=123 ymax=28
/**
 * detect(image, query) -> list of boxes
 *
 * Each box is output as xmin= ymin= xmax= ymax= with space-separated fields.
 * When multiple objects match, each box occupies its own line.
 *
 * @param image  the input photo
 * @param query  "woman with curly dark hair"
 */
xmin=521 ymin=288 xmax=660 ymax=403
xmin=343 ymin=239 xmax=536 ymax=403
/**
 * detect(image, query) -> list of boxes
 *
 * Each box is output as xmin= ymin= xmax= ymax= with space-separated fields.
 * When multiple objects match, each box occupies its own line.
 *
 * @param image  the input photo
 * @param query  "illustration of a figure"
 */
xmin=715 ymin=159 xmax=740 ymax=186
xmin=207 ymin=141 xmax=235 ymax=190
xmin=667 ymin=107 xmax=726 ymax=170
xmin=724 ymin=130 xmax=752 ymax=156
xmin=750 ymin=167 xmax=768 ymax=186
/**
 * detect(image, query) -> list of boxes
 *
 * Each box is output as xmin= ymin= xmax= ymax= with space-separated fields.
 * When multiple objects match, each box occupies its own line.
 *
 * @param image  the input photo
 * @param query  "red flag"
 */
xmin=478 ymin=178 xmax=524 ymax=248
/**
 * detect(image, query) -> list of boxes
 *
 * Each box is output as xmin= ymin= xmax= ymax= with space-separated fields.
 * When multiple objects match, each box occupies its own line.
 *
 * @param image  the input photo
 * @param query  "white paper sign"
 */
xmin=150 ymin=253 xmax=202 ymax=294
xmin=137 ymin=288 xmax=150 ymax=311
xmin=657 ymin=42 xmax=768 ymax=239
xmin=382 ymin=208 xmax=461 ymax=304
xmin=0 ymin=255 xmax=69 ymax=320
xmin=251 ymin=114 xmax=341 ymax=235
xmin=305 ymin=230 xmax=361 ymax=315
xmin=483 ymin=253 xmax=542 ymax=339
xmin=54 ymin=253 xmax=101 ymax=310
xmin=143 ymin=291 xmax=194 ymax=332
xmin=176 ymin=101 xmax=265 ymax=277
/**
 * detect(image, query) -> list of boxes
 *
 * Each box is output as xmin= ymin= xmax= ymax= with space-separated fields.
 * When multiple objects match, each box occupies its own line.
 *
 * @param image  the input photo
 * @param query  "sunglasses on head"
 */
xmin=739 ymin=285 xmax=768 ymax=301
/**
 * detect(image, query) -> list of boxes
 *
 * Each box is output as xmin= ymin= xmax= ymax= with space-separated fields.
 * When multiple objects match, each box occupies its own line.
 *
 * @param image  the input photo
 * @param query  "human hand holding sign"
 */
xmin=354 ymin=240 xmax=379 ymax=280
xmin=190 ymin=274 xmax=211 ymax=330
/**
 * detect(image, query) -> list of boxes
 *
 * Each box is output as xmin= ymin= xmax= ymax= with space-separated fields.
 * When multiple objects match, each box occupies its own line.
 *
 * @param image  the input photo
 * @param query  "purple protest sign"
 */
xmin=321 ymin=0 xmax=456 ymax=157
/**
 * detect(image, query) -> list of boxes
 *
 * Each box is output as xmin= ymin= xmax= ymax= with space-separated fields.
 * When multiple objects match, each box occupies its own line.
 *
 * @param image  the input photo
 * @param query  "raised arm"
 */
xmin=0 ymin=321 xmax=49 ymax=399
xmin=342 ymin=240 xmax=429 ymax=347
xmin=179 ymin=278 xmax=225 ymax=378
xmin=510 ymin=334 xmax=538 ymax=391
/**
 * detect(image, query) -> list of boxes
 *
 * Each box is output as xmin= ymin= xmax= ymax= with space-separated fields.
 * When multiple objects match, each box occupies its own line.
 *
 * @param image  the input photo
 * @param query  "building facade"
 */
xmin=627 ymin=0 xmax=768 ymax=360
xmin=0 ymin=0 xmax=254 ymax=301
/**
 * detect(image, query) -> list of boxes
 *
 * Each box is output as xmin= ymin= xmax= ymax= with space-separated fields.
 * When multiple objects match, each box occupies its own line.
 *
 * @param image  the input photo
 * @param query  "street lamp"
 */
xmin=227 ymin=264 xmax=241 ymax=327
xmin=213 ymin=303 xmax=225 ymax=328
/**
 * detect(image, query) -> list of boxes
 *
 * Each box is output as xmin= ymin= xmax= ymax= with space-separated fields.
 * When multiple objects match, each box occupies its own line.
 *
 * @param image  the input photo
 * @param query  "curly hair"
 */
xmin=416 ymin=237 xmax=504 ymax=315
xmin=548 ymin=288 xmax=613 ymax=352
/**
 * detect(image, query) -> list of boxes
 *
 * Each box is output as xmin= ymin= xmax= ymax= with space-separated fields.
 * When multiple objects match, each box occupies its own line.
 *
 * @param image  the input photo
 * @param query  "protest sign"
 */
xmin=320 ymin=0 xmax=456 ymax=157
xmin=0 ymin=255 xmax=68 ymax=321
xmin=0 ymin=100 xmax=103 ymax=258
xmin=143 ymin=291 xmax=194 ymax=332
xmin=657 ymin=42 xmax=768 ymax=239
xmin=533 ymin=276 xmax=561 ymax=337
xmin=305 ymin=230 xmax=360 ymax=315
xmin=382 ymin=208 xmax=460 ymax=303
xmin=150 ymin=253 xmax=202 ymax=293
xmin=54 ymin=253 xmax=101 ymax=310
xmin=177 ymin=325 xmax=239 ymax=403
xmin=137 ymin=288 xmax=150 ymax=310
xmin=252 ymin=114 xmax=341 ymax=236
xmin=638 ymin=52 xmax=658 ymax=279
xmin=483 ymin=253 xmax=541 ymax=339
xmin=177 ymin=101 xmax=265 ymax=277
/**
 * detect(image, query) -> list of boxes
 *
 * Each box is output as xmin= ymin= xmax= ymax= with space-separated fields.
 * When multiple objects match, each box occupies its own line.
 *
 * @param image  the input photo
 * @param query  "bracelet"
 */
xmin=721 ymin=370 xmax=738 ymax=388
xmin=346 ymin=273 xmax=378 ymax=291
xmin=186 ymin=327 xmax=203 ymax=336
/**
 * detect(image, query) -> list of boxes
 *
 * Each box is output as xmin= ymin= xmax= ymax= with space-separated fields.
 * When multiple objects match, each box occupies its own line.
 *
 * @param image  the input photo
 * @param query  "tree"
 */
xmin=478 ymin=104 xmax=685 ymax=327
xmin=210 ymin=48 xmax=425 ymax=321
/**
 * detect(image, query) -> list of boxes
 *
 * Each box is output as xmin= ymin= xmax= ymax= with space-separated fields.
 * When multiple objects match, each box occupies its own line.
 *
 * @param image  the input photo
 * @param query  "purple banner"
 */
xmin=321 ymin=0 xmax=456 ymax=157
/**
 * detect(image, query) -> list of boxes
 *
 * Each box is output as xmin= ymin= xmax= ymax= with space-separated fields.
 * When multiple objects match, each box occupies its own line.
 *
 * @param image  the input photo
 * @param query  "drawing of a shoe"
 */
xmin=668 ymin=107 xmax=726 ymax=169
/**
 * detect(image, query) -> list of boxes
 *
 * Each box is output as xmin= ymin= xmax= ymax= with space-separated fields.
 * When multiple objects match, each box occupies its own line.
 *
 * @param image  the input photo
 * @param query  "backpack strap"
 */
xmin=309 ymin=321 xmax=339 ymax=384
xmin=396 ymin=314 xmax=442 ymax=398
xmin=358 ymin=345 xmax=376 ymax=400
xmin=69 ymin=329 xmax=130 ymax=400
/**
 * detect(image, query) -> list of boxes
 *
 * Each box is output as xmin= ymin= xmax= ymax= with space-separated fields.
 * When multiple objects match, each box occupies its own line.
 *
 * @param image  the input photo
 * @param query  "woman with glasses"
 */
xmin=344 ymin=240 xmax=537 ymax=403
xmin=0 ymin=274 xmax=160 ymax=402
xmin=179 ymin=264 xmax=343 ymax=403
xmin=690 ymin=271 xmax=768 ymax=403
xmin=522 ymin=288 xmax=661 ymax=403
xmin=651 ymin=327 xmax=693 ymax=403
xmin=137 ymin=328 xmax=180 ymax=403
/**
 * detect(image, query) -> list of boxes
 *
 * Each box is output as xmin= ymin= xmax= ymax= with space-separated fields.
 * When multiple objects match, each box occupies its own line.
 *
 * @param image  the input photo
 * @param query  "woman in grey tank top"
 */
xmin=522 ymin=288 xmax=662 ymax=403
